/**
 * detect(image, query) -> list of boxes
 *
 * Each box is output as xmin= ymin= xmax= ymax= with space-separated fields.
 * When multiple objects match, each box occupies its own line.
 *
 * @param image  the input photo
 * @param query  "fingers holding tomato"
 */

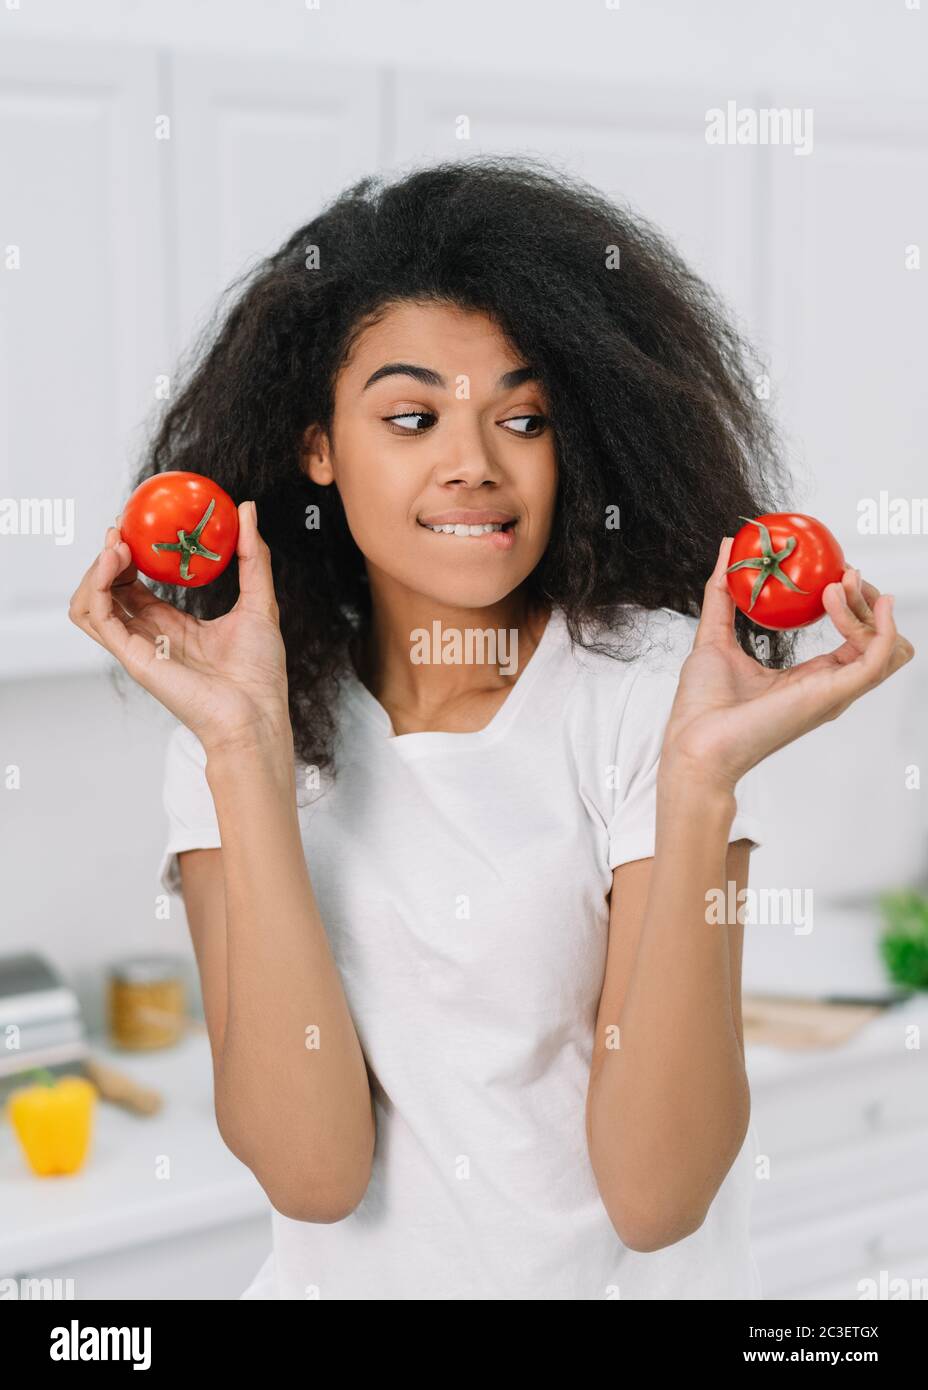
xmin=69 ymin=522 xmax=181 ymax=665
xmin=724 ymin=512 xmax=914 ymax=670
xmin=724 ymin=513 xmax=845 ymax=630
xmin=820 ymin=573 xmax=915 ymax=683
xmin=69 ymin=495 xmax=290 ymax=754
xmin=121 ymin=472 xmax=239 ymax=588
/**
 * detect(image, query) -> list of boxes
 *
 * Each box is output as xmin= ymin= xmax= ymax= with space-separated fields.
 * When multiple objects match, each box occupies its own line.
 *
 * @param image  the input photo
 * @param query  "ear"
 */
xmin=300 ymin=423 xmax=334 ymax=486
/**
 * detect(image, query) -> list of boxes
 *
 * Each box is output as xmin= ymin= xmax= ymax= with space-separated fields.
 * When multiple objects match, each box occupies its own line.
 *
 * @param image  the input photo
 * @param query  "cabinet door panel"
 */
xmin=171 ymin=55 xmax=383 ymax=352
xmin=766 ymin=97 xmax=928 ymax=596
xmin=0 ymin=42 xmax=166 ymax=677
xmin=393 ymin=72 xmax=760 ymax=340
xmin=753 ymin=1056 xmax=928 ymax=1163
xmin=754 ymin=1189 xmax=928 ymax=1298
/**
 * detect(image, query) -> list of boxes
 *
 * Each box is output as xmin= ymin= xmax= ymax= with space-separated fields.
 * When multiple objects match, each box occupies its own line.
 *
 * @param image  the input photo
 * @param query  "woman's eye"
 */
xmin=384 ymin=412 xmax=436 ymax=433
xmin=383 ymin=411 xmax=548 ymax=436
xmin=501 ymin=415 xmax=549 ymax=436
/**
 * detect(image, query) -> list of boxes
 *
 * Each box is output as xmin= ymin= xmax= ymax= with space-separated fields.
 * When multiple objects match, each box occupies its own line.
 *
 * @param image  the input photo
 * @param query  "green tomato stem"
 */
xmin=150 ymin=498 xmax=223 ymax=580
xmin=724 ymin=515 xmax=810 ymax=611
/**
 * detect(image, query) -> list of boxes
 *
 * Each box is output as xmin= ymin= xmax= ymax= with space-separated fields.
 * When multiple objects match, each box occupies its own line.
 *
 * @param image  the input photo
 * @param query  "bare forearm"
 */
xmin=206 ymin=742 xmax=374 ymax=1218
xmin=587 ymin=765 xmax=750 ymax=1245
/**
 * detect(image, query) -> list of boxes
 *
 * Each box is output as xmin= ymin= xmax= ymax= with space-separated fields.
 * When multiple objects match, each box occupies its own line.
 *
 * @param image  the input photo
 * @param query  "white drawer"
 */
xmin=751 ymin=1123 xmax=928 ymax=1233
xmin=787 ymin=1250 xmax=928 ymax=1301
xmin=21 ymin=1214 xmax=271 ymax=1300
xmin=751 ymin=1052 xmax=928 ymax=1160
xmin=754 ymin=1188 xmax=928 ymax=1297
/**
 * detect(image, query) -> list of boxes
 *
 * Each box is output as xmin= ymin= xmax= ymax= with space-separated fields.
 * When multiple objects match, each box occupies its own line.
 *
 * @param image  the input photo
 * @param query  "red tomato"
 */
xmin=121 ymin=472 xmax=239 ymax=587
xmin=725 ymin=513 xmax=846 ymax=630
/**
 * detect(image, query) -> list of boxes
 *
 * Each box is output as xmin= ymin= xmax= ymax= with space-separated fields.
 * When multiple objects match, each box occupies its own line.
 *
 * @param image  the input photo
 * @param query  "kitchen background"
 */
xmin=1 ymin=0 xmax=926 ymax=1300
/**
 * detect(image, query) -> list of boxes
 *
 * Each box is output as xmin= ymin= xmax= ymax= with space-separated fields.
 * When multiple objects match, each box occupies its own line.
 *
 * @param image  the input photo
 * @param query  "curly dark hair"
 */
xmin=126 ymin=154 xmax=797 ymax=773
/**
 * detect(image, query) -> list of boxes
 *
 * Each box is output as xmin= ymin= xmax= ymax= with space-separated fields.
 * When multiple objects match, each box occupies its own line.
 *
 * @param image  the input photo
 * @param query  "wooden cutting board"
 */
xmin=742 ymin=993 xmax=885 ymax=1049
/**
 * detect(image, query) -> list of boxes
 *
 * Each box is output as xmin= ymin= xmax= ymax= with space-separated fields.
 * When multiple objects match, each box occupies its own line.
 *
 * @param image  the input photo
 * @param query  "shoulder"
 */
xmin=555 ymin=607 xmax=698 ymax=834
xmin=550 ymin=605 xmax=697 ymax=767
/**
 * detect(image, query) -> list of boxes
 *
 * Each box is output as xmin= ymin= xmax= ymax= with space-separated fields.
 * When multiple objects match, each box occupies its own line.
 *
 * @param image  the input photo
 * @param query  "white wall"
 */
xmin=3 ymin=0 xmax=927 ymax=89
xmin=0 ymin=675 xmax=192 ymax=1035
xmin=2 ymin=0 xmax=927 ymax=1025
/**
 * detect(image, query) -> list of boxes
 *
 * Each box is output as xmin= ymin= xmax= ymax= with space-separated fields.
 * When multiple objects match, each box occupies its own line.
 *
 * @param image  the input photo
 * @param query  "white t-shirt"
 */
xmin=158 ymin=604 xmax=766 ymax=1300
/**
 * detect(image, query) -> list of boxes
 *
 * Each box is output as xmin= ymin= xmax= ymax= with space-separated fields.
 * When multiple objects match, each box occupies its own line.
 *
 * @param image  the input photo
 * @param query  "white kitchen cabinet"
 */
xmin=749 ymin=999 xmax=928 ymax=1299
xmin=392 ymin=71 xmax=761 ymax=342
xmin=4 ymin=43 xmax=927 ymax=685
xmin=26 ymin=1213 xmax=271 ymax=1301
xmin=0 ymin=42 xmax=383 ymax=682
xmin=0 ymin=41 xmax=168 ymax=679
xmin=764 ymin=91 xmax=928 ymax=601
xmin=169 ymin=53 xmax=384 ymax=355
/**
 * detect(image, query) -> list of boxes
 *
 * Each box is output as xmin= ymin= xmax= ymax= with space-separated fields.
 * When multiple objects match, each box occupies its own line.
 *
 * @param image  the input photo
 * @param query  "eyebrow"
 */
xmin=361 ymin=363 xmax=539 ymax=392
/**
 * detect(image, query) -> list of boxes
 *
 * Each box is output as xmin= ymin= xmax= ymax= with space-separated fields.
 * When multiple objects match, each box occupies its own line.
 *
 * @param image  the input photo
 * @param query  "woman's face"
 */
xmin=302 ymin=300 xmax=557 ymax=611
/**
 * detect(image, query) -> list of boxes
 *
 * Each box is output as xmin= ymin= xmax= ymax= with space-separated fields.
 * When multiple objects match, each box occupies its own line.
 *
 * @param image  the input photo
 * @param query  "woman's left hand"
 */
xmin=662 ymin=536 xmax=916 ymax=792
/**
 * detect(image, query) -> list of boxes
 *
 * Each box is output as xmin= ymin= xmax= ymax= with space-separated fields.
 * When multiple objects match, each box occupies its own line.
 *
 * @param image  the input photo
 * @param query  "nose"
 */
xmin=433 ymin=430 xmax=505 ymax=489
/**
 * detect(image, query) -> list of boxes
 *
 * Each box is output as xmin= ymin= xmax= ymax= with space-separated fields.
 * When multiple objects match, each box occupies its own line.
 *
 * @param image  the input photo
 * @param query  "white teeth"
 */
xmin=423 ymin=522 xmax=509 ymax=535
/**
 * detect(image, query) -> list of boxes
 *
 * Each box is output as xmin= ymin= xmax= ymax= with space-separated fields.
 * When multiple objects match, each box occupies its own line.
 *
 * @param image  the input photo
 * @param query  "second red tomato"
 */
xmin=725 ymin=513 xmax=846 ymax=630
xmin=121 ymin=472 xmax=239 ymax=588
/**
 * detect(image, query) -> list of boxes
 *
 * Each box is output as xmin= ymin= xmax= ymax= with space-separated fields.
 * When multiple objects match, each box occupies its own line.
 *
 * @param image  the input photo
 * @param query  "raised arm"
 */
xmin=586 ymin=536 xmax=914 ymax=1251
xmin=69 ymin=500 xmax=374 ymax=1222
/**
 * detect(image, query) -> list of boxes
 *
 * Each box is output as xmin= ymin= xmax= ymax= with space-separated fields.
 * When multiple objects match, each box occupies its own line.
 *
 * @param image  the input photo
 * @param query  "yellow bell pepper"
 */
xmin=6 ymin=1068 xmax=97 ymax=1176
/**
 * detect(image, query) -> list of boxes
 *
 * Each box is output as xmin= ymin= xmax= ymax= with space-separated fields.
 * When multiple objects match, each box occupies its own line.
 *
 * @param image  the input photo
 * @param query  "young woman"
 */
xmin=69 ymin=158 xmax=913 ymax=1300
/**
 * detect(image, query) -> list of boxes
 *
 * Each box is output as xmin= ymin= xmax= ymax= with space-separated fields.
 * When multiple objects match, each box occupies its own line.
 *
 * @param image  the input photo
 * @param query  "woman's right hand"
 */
xmin=68 ymin=499 xmax=292 ymax=759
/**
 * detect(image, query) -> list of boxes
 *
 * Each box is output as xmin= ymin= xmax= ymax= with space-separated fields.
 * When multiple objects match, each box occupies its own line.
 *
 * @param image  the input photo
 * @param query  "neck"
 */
xmin=352 ymin=573 xmax=550 ymax=718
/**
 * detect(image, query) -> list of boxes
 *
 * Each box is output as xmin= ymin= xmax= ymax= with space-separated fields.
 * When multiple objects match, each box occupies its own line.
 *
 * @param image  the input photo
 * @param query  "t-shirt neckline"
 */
xmin=342 ymin=606 xmax=565 ymax=755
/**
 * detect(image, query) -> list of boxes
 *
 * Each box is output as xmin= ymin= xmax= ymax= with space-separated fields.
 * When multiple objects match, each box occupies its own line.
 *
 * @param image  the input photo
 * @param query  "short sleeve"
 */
xmin=156 ymin=723 xmax=222 ymax=897
xmin=606 ymin=662 xmax=765 ymax=871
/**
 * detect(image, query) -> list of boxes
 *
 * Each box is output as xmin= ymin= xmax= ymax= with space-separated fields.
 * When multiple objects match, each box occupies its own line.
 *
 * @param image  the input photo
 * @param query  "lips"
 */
xmin=417 ymin=513 xmax=518 ymax=551
xmin=418 ymin=510 xmax=518 ymax=527
xmin=419 ymin=520 xmax=515 ymax=536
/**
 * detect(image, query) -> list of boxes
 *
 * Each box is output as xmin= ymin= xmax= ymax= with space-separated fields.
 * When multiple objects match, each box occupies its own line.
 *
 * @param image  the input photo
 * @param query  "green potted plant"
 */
xmin=878 ymin=889 xmax=928 ymax=991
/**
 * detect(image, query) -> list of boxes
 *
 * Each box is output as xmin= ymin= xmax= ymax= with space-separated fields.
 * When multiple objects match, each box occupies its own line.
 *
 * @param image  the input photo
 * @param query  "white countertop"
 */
xmin=2 ymin=998 xmax=925 ymax=1274
xmin=0 ymin=1032 xmax=269 ymax=1275
xmin=744 ymin=993 xmax=928 ymax=1084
